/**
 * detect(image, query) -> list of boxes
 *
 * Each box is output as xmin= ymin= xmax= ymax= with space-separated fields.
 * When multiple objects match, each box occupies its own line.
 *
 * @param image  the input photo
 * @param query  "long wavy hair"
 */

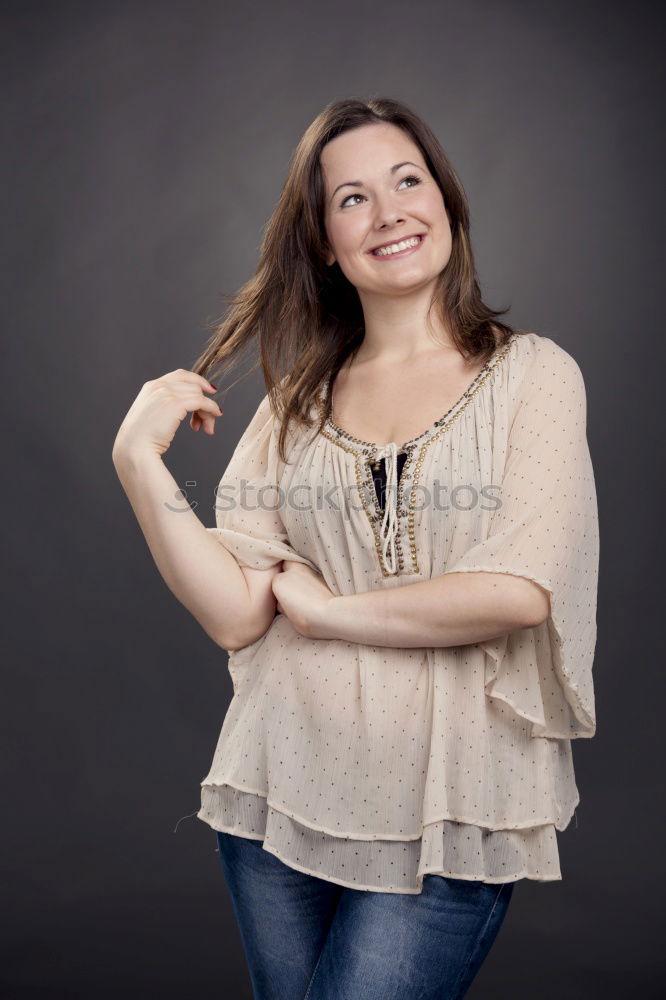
xmin=190 ymin=96 xmax=524 ymax=463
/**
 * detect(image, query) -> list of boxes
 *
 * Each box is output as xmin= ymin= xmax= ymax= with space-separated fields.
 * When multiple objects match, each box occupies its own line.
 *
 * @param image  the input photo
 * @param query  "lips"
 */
xmin=367 ymin=233 xmax=425 ymax=254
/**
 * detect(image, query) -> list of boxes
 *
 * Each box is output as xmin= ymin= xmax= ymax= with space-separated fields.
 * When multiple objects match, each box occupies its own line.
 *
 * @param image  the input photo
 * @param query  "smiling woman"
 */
xmin=115 ymin=95 xmax=599 ymax=998
xmin=321 ymin=125 xmax=454 ymax=300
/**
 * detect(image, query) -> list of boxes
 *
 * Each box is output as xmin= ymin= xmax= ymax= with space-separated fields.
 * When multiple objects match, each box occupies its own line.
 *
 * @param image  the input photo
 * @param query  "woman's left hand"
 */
xmin=271 ymin=560 xmax=338 ymax=639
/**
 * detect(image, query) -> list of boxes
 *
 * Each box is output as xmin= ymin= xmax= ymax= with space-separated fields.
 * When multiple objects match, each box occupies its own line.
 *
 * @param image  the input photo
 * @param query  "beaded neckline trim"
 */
xmin=316 ymin=334 xmax=518 ymax=577
xmin=318 ymin=334 xmax=517 ymax=455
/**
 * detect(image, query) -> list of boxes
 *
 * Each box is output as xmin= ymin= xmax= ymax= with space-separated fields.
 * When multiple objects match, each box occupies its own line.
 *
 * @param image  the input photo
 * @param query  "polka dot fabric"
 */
xmin=197 ymin=332 xmax=599 ymax=893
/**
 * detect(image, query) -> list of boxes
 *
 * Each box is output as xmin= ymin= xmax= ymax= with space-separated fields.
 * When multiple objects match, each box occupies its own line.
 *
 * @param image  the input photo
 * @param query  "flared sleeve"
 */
xmin=445 ymin=338 xmax=599 ymax=739
xmin=207 ymin=392 xmax=319 ymax=572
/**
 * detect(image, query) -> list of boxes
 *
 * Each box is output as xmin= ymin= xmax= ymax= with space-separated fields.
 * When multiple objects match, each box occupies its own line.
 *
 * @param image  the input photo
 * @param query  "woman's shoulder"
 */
xmin=508 ymin=330 xmax=587 ymax=393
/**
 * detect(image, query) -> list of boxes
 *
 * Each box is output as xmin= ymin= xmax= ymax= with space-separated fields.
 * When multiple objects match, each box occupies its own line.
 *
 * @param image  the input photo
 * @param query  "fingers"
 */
xmin=190 ymin=408 xmax=218 ymax=435
xmin=160 ymin=370 xmax=230 ymax=441
xmin=199 ymin=413 xmax=217 ymax=435
xmin=188 ymin=394 xmax=221 ymax=435
xmin=156 ymin=369 xmax=222 ymax=429
xmin=164 ymin=368 xmax=218 ymax=394
xmin=190 ymin=396 xmax=222 ymax=418
xmin=162 ymin=381 xmax=222 ymax=411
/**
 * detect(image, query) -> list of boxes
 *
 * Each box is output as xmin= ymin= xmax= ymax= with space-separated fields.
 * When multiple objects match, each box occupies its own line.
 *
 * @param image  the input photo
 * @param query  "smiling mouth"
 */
xmin=368 ymin=234 xmax=425 ymax=258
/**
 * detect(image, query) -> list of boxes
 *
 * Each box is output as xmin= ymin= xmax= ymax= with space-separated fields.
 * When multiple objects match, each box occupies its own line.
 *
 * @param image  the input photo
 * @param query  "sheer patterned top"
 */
xmin=196 ymin=331 xmax=599 ymax=894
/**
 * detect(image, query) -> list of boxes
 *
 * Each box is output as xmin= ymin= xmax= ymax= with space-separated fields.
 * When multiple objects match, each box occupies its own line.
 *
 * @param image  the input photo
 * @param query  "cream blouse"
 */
xmin=196 ymin=331 xmax=599 ymax=893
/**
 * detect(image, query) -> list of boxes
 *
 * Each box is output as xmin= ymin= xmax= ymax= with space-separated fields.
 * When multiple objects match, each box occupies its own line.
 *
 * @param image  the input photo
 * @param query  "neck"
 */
xmin=354 ymin=286 xmax=457 ymax=364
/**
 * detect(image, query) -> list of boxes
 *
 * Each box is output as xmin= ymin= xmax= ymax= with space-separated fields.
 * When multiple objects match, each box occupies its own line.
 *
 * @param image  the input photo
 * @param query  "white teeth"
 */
xmin=372 ymin=235 xmax=422 ymax=256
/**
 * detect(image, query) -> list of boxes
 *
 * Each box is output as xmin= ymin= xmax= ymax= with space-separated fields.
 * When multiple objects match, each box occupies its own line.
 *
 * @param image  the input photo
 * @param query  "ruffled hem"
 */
xmin=444 ymin=564 xmax=597 ymax=739
xmin=198 ymin=783 xmax=562 ymax=895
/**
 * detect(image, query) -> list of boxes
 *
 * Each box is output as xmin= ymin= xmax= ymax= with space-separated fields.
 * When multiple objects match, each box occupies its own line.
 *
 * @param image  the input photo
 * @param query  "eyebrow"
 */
xmin=329 ymin=161 xmax=424 ymax=204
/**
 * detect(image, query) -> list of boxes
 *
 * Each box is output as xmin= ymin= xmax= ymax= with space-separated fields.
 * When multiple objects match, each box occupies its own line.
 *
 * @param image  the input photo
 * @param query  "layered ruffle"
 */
xmin=199 ymin=783 xmax=562 ymax=893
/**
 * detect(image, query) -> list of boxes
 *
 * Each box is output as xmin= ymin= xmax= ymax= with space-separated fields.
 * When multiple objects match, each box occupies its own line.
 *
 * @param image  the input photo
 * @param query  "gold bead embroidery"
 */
xmin=404 ymin=337 xmax=515 ymax=572
xmin=317 ymin=335 xmax=516 ymax=577
xmin=319 ymin=429 xmax=397 ymax=577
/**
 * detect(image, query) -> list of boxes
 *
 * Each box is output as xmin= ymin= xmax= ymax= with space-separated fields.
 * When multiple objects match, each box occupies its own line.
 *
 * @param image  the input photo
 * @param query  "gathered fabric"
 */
xmin=197 ymin=332 xmax=599 ymax=893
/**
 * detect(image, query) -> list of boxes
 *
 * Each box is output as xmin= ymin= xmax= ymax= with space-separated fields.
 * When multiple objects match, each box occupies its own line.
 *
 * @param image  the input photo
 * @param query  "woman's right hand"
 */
xmin=112 ymin=368 xmax=223 ymax=462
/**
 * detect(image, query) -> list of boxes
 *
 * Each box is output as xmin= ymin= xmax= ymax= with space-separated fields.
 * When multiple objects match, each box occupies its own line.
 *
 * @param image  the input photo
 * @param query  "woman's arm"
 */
xmin=113 ymin=445 xmax=278 ymax=652
xmin=279 ymin=339 xmax=590 ymax=656
xmin=279 ymin=562 xmax=549 ymax=648
xmin=322 ymin=571 xmax=549 ymax=647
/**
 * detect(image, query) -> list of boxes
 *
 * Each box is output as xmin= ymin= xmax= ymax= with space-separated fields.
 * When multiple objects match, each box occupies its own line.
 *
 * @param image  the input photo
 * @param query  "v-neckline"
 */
xmin=320 ymin=334 xmax=516 ymax=455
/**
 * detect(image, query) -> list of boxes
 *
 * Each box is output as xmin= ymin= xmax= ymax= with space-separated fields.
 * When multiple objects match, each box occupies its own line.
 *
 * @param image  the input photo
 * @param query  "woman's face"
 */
xmin=321 ymin=123 xmax=452 ymax=297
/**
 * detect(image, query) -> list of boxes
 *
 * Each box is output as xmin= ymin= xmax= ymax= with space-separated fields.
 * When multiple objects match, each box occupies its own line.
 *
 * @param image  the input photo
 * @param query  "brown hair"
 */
xmin=190 ymin=95 xmax=525 ymax=463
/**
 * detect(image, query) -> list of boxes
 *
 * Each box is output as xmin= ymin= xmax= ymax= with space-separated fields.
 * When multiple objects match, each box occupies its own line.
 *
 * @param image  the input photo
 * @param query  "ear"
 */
xmin=325 ymin=250 xmax=336 ymax=267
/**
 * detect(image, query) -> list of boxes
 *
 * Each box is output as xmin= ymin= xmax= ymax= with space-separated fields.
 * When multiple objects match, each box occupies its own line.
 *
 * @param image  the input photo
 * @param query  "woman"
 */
xmin=112 ymin=97 xmax=599 ymax=999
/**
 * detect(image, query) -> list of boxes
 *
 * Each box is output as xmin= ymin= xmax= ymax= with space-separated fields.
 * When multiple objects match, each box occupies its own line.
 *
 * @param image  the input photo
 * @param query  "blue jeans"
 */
xmin=214 ymin=830 xmax=515 ymax=1000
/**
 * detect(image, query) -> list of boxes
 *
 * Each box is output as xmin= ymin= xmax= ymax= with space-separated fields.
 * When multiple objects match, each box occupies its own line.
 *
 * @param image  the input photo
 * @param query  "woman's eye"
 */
xmin=340 ymin=192 xmax=364 ymax=208
xmin=399 ymin=174 xmax=421 ymax=189
xmin=339 ymin=174 xmax=422 ymax=209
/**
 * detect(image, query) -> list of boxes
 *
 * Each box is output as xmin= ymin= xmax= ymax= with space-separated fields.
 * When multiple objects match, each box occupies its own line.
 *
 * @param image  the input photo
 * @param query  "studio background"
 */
xmin=3 ymin=0 xmax=663 ymax=996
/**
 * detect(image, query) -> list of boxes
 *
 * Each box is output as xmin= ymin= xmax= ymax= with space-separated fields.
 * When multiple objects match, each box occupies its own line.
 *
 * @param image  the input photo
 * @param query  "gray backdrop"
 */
xmin=3 ymin=0 xmax=664 ymax=996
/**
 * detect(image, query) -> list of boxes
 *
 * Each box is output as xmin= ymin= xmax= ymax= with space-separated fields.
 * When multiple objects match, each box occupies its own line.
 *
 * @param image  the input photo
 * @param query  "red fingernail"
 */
xmin=209 ymin=383 xmax=218 ymax=391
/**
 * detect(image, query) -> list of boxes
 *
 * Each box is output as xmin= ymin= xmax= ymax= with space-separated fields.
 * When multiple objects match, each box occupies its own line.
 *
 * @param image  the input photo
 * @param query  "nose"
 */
xmin=376 ymin=212 xmax=404 ymax=230
xmin=377 ymin=214 xmax=404 ymax=230
xmin=373 ymin=192 xmax=405 ymax=229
